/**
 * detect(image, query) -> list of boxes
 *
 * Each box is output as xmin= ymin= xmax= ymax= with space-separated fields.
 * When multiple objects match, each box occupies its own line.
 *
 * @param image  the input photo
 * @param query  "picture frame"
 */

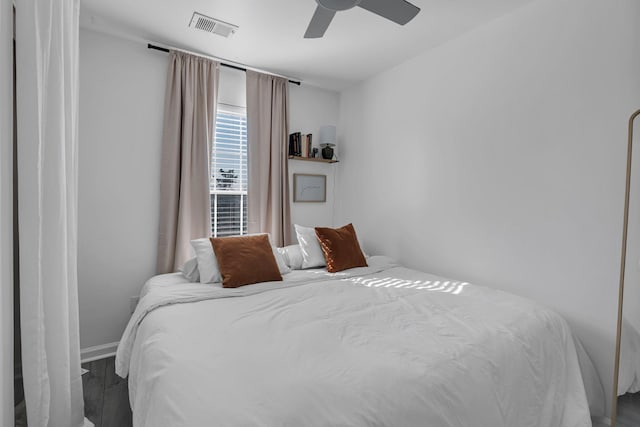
xmin=293 ymin=173 xmax=326 ymax=203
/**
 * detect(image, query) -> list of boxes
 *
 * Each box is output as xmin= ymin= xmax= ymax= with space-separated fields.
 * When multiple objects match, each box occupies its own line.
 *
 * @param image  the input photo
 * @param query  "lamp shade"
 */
xmin=319 ymin=125 xmax=336 ymax=146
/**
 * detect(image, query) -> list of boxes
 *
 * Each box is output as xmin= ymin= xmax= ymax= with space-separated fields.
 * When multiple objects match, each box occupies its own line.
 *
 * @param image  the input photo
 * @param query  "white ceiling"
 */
xmin=79 ymin=0 xmax=536 ymax=91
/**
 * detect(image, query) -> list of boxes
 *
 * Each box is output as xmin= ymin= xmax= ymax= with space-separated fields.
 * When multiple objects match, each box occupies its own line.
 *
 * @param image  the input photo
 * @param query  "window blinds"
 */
xmin=211 ymin=108 xmax=248 ymax=237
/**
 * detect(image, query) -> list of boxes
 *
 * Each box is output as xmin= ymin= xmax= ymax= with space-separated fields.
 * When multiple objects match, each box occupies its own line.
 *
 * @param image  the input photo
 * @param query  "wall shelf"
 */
xmin=288 ymin=156 xmax=338 ymax=164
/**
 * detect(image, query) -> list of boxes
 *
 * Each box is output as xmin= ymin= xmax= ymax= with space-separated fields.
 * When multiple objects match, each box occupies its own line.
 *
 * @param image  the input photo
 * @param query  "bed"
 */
xmin=116 ymin=255 xmax=595 ymax=427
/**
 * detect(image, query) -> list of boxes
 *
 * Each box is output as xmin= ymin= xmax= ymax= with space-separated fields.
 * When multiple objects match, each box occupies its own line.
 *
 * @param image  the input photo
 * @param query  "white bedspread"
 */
xmin=116 ymin=256 xmax=592 ymax=427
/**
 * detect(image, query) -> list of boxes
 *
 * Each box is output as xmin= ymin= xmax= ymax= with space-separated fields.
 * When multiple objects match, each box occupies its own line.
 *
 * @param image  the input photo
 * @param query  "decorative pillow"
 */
xmin=272 ymin=247 xmax=292 ymax=274
xmin=192 ymin=234 xmax=289 ymax=283
xmin=191 ymin=238 xmax=222 ymax=283
xmin=210 ymin=234 xmax=283 ymax=288
xmin=178 ymin=257 xmax=200 ymax=282
xmin=294 ymin=224 xmax=326 ymax=269
xmin=314 ymin=223 xmax=368 ymax=273
xmin=278 ymin=244 xmax=304 ymax=270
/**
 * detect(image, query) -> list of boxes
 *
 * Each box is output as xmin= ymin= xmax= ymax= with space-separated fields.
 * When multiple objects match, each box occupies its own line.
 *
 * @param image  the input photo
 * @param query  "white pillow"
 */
xmin=179 ymin=257 xmax=200 ymax=282
xmin=272 ymin=246 xmax=291 ymax=274
xmin=192 ymin=235 xmax=290 ymax=284
xmin=278 ymin=245 xmax=304 ymax=270
xmin=191 ymin=238 xmax=222 ymax=284
xmin=294 ymin=224 xmax=326 ymax=269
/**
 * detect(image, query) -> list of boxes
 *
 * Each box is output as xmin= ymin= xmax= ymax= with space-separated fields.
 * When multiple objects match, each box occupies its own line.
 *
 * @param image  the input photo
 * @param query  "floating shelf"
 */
xmin=288 ymin=156 xmax=338 ymax=164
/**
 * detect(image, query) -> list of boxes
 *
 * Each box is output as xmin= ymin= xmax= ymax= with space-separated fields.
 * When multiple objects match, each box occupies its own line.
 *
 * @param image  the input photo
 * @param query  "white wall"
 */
xmin=623 ymin=119 xmax=640 ymax=331
xmin=289 ymin=84 xmax=340 ymax=232
xmin=78 ymin=29 xmax=167 ymax=349
xmin=218 ymin=66 xmax=246 ymax=108
xmin=336 ymin=0 xmax=640 ymax=414
xmin=78 ymin=28 xmax=340 ymax=350
xmin=0 ymin=0 xmax=13 ymax=424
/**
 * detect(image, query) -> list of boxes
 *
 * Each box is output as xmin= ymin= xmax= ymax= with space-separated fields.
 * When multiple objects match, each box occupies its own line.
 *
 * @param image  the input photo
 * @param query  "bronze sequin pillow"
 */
xmin=314 ymin=224 xmax=368 ymax=273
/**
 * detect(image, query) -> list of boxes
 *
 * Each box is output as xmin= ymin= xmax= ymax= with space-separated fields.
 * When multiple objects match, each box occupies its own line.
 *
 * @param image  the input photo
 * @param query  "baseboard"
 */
xmin=80 ymin=341 xmax=119 ymax=363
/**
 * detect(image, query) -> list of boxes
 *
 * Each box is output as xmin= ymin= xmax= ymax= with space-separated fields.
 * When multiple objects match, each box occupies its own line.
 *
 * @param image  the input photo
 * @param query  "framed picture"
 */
xmin=293 ymin=173 xmax=326 ymax=203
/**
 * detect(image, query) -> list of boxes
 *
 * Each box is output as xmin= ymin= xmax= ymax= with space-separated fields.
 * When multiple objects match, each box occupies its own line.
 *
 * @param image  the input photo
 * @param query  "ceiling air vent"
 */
xmin=189 ymin=12 xmax=238 ymax=38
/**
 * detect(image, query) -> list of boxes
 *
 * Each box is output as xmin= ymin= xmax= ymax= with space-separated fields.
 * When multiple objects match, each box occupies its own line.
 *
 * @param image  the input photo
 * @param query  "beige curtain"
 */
xmin=157 ymin=51 xmax=219 ymax=274
xmin=246 ymin=71 xmax=292 ymax=246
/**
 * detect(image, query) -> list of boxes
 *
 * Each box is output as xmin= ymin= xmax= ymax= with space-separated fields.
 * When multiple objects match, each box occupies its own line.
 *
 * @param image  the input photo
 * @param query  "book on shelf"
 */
xmin=302 ymin=134 xmax=309 ymax=157
xmin=288 ymin=134 xmax=295 ymax=156
xmin=288 ymin=132 xmax=302 ymax=157
xmin=288 ymin=132 xmax=314 ymax=158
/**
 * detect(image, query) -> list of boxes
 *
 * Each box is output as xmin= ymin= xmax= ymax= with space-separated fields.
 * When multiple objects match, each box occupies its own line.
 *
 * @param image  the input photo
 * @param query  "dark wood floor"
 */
xmin=83 ymin=356 xmax=640 ymax=427
xmin=616 ymin=391 xmax=640 ymax=427
xmin=82 ymin=357 xmax=132 ymax=427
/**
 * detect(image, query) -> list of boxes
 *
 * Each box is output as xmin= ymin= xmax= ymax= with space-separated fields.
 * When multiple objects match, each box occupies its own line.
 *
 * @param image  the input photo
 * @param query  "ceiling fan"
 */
xmin=304 ymin=0 xmax=420 ymax=39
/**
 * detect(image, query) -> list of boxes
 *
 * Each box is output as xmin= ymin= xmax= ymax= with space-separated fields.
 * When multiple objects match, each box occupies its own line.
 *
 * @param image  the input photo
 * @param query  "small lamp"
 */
xmin=319 ymin=125 xmax=336 ymax=160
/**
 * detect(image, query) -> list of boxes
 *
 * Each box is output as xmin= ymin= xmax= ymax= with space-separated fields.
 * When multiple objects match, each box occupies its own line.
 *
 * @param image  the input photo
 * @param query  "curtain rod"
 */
xmin=147 ymin=43 xmax=301 ymax=86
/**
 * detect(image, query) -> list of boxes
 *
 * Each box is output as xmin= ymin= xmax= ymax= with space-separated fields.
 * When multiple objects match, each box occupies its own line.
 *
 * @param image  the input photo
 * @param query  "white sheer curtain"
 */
xmin=0 ymin=0 xmax=14 ymax=425
xmin=15 ymin=0 xmax=89 ymax=426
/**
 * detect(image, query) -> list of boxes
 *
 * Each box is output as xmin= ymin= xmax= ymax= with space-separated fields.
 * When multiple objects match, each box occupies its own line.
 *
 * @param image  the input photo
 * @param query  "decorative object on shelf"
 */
xmin=319 ymin=125 xmax=336 ymax=160
xmin=312 ymin=147 xmax=319 ymax=158
xmin=293 ymin=173 xmax=326 ymax=203
xmin=321 ymin=144 xmax=335 ymax=160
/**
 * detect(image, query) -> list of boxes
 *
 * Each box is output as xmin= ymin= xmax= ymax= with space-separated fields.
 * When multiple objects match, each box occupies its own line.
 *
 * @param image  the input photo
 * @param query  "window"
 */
xmin=210 ymin=105 xmax=247 ymax=237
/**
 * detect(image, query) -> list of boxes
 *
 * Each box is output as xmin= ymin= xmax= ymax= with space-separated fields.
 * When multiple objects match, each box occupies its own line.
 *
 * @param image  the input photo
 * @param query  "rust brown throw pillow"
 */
xmin=210 ymin=234 xmax=283 ymax=288
xmin=314 ymin=223 xmax=368 ymax=273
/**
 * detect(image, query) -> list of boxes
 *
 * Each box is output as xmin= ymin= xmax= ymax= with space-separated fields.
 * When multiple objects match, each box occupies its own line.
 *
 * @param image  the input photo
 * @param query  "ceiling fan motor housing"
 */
xmin=316 ymin=0 xmax=361 ymax=11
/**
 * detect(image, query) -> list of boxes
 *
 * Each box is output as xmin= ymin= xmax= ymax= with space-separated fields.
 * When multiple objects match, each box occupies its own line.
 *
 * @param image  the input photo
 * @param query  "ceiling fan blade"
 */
xmin=358 ymin=0 xmax=420 ymax=25
xmin=304 ymin=6 xmax=337 ymax=38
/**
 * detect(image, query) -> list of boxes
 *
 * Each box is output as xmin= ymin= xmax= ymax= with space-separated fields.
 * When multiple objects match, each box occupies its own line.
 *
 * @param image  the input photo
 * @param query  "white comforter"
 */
xmin=116 ymin=256 xmax=592 ymax=427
